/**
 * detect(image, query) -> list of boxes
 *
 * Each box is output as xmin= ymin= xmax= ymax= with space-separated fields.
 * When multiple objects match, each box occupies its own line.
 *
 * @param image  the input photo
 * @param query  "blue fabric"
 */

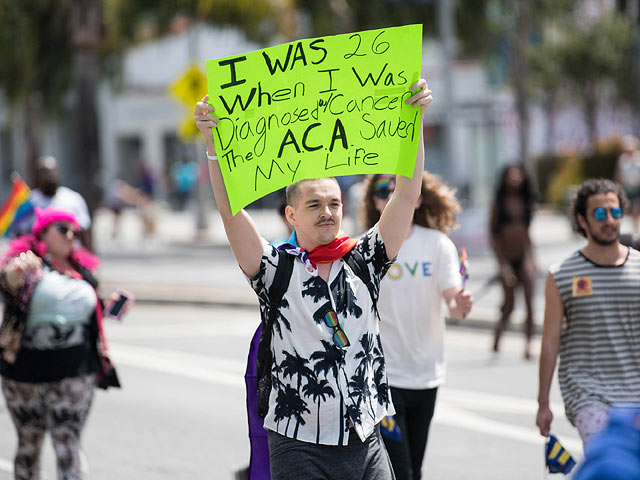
xmin=574 ymin=407 xmax=640 ymax=480
xmin=379 ymin=416 xmax=403 ymax=442
xmin=545 ymin=433 xmax=576 ymax=474
xmin=286 ymin=230 xmax=297 ymax=247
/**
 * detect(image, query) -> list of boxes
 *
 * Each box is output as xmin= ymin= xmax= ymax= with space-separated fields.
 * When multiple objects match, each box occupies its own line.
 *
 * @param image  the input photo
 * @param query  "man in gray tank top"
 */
xmin=536 ymin=178 xmax=640 ymax=448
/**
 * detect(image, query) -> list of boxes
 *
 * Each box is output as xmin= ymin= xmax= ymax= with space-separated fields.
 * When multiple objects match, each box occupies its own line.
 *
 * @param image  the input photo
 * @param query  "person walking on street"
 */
xmin=0 ymin=206 xmax=125 ymax=479
xmin=536 ymin=178 xmax=640 ymax=448
xmin=361 ymin=172 xmax=473 ymax=480
xmin=194 ymin=76 xmax=433 ymax=480
xmin=13 ymin=155 xmax=93 ymax=250
xmin=489 ymin=164 xmax=538 ymax=360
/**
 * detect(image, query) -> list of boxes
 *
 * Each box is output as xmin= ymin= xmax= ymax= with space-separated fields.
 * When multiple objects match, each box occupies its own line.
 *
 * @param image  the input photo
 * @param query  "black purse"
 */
xmin=96 ymin=353 xmax=121 ymax=390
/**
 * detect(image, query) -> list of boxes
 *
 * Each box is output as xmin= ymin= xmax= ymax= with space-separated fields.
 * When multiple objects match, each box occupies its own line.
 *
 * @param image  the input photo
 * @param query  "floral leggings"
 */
xmin=1 ymin=375 xmax=95 ymax=480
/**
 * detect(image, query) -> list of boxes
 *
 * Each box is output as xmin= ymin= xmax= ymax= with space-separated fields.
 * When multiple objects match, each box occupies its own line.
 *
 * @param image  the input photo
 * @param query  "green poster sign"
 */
xmin=206 ymin=24 xmax=423 ymax=214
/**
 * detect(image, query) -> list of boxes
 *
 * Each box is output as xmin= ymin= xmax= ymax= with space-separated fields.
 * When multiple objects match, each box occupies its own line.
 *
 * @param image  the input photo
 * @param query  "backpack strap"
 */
xmin=262 ymin=248 xmax=294 ymax=351
xmin=343 ymin=248 xmax=380 ymax=321
xmin=255 ymin=249 xmax=295 ymax=418
xmin=267 ymin=249 xmax=295 ymax=313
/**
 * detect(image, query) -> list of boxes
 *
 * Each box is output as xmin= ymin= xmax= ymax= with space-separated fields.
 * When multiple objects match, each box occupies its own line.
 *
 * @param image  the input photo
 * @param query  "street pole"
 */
xmin=437 ymin=0 xmax=457 ymax=185
xmin=188 ymin=24 xmax=209 ymax=242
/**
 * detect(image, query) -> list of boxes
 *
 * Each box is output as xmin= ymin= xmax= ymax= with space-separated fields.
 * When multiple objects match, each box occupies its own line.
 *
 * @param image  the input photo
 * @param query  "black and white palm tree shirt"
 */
xmin=247 ymin=224 xmax=393 ymax=446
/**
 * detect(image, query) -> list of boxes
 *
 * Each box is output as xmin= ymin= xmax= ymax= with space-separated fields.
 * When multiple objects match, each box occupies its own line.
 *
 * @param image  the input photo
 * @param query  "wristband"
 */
xmin=206 ymin=152 xmax=218 ymax=161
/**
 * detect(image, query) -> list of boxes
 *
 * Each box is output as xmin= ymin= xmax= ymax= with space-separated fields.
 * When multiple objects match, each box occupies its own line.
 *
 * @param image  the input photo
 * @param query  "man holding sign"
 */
xmin=195 ymin=26 xmax=431 ymax=480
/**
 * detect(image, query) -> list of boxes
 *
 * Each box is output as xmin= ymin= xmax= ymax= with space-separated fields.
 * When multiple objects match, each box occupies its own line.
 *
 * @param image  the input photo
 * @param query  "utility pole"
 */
xmin=188 ymin=24 xmax=210 ymax=242
xmin=437 ymin=0 xmax=456 ymax=183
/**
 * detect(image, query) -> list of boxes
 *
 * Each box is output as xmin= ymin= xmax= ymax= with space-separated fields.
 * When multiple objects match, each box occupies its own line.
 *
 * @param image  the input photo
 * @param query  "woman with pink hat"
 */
xmin=0 ymin=206 xmax=125 ymax=479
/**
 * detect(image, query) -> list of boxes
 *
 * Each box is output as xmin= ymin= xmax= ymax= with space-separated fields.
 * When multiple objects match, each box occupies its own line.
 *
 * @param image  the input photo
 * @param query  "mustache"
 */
xmin=315 ymin=218 xmax=335 ymax=226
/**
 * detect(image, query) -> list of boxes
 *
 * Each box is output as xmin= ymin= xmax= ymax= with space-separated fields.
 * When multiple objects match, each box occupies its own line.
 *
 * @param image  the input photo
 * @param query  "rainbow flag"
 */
xmin=0 ymin=175 xmax=32 ymax=237
xmin=459 ymin=247 xmax=469 ymax=288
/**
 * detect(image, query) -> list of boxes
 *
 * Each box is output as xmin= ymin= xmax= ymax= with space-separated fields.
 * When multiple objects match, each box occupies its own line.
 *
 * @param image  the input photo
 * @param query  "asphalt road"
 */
xmin=0 ymin=303 xmax=581 ymax=480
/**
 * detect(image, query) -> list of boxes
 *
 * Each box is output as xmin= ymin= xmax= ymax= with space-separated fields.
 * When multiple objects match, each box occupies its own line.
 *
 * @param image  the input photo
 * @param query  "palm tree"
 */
xmin=302 ymin=374 xmax=335 ymax=443
xmin=280 ymin=349 xmax=314 ymax=394
xmin=311 ymin=340 xmax=343 ymax=378
xmin=311 ymin=340 xmax=346 ymax=443
xmin=273 ymin=387 xmax=290 ymax=431
xmin=291 ymin=393 xmax=311 ymax=440
xmin=346 ymin=402 xmax=362 ymax=428
xmin=372 ymin=333 xmax=389 ymax=406
xmin=274 ymin=384 xmax=310 ymax=438
xmin=302 ymin=276 xmax=329 ymax=303
xmin=354 ymin=333 xmax=376 ymax=373
xmin=312 ymin=301 xmax=334 ymax=325
xmin=272 ymin=297 xmax=292 ymax=339
xmin=330 ymin=269 xmax=363 ymax=318
xmin=360 ymin=231 xmax=373 ymax=258
xmin=272 ymin=360 xmax=285 ymax=430
xmin=347 ymin=367 xmax=370 ymax=425
xmin=351 ymin=333 xmax=379 ymax=419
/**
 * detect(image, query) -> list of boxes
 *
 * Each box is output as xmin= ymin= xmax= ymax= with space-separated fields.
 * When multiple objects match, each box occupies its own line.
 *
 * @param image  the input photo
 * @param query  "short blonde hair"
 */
xmin=285 ymin=177 xmax=340 ymax=207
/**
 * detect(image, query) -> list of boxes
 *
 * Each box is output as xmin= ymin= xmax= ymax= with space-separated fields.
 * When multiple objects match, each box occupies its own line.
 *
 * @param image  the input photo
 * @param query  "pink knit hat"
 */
xmin=32 ymin=207 xmax=80 ymax=237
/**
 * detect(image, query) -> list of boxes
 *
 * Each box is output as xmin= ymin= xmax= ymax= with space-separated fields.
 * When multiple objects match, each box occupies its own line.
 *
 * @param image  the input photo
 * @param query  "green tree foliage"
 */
xmin=529 ymin=8 xmax=635 ymax=146
xmin=0 ymin=0 xmax=72 ymax=112
xmin=0 ymin=0 xmax=284 ymax=211
xmin=103 ymin=0 xmax=278 ymax=48
xmin=295 ymin=0 xmax=490 ymax=57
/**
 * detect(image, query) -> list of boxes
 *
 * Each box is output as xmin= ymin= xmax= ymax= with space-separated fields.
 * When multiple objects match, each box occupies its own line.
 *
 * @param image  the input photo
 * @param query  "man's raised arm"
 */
xmin=195 ymin=95 xmax=264 ymax=278
xmin=378 ymin=79 xmax=433 ymax=260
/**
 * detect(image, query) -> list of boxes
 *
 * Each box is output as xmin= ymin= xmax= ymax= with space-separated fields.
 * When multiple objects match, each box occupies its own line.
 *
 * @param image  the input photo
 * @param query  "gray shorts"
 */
xmin=268 ymin=425 xmax=395 ymax=480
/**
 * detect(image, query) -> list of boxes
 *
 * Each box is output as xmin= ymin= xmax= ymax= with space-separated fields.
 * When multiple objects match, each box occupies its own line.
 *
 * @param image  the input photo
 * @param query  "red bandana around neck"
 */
xmin=305 ymin=235 xmax=358 ymax=266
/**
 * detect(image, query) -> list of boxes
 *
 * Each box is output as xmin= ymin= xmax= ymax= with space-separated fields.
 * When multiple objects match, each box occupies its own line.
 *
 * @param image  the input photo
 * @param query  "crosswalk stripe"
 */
xmin=0 ymin=458 xmax=13 ymax=473
xmin=110 ymin=344 xmax=244 ymax=388
xmin=441 ymin=388 xmax=565 ymax=415
xmin=108 ymin=343 xmax=581 ymax=450
xmin=435 ymin=403 xmax=583 ymax=455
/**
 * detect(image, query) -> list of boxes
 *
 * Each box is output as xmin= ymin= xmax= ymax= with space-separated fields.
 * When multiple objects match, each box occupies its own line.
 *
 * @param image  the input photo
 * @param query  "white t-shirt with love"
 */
xmin=378 ymin=225 xmax=461 ymax=390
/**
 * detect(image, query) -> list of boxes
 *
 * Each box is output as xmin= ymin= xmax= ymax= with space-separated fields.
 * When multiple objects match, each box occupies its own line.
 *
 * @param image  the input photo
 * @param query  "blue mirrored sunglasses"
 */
xmin=593 ymin=207 xmax=623 ymax=222
xmin=323 ymin=310 xmax=350 ymax=348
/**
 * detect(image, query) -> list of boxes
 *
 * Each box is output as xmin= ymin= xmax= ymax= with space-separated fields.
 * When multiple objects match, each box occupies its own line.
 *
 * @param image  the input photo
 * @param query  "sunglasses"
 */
xmin=593 ymin=207 xmax=623 ymax=222
xmin=374 ymin=179 xmax=395 ymax=200
xmin=55 ymin=224 xmax=76 ymax=237
xmin=323 ymin=310 xmax=350 ymax=349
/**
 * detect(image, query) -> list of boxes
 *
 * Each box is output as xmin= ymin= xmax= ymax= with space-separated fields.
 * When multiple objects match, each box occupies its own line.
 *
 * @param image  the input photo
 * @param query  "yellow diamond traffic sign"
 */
xmin=177 ymin=114 xmax=201 ymax=142
xmin=170 ymin=64 xmax=207 ymax=107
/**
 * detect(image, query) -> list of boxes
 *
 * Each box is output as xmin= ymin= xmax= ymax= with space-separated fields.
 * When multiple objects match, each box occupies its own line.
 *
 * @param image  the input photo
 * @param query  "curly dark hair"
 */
xmin=491 ymin=164 xmax=536 ymax=234
xmin=571 ymin=178 xmax=629 ymax=237
xmin=360 ymin=172 xmax=460 ymax=234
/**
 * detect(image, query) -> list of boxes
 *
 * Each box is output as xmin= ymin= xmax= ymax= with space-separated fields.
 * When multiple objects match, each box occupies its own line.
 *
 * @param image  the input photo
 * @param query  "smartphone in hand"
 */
xmin=104 ymin=289 xmax=134 ymax=321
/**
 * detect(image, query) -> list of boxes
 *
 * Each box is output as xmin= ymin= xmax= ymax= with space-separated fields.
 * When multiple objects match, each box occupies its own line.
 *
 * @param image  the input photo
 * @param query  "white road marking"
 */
xmin=104 ymin=320 xmax=257 ymax=340
xmin=441 ymin=388 xmax=565 ymax=415
xmin=0 ymin=458 xmax=12 ymax=473
xmin=110 ymin=343 xmax=245 ymax=388
xmin=435 ymin=403 xmax=583 ymax=455
xmin=107 ymin=343 xmax=582 ymax=453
